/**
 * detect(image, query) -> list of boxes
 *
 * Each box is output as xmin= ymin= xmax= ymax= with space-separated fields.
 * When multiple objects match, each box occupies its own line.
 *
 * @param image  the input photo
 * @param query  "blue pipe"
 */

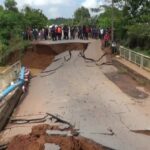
xmin=19 ymin=67 xmax=25 ymax=80
xmin=0 ymin=67 xmax=25 ymax=101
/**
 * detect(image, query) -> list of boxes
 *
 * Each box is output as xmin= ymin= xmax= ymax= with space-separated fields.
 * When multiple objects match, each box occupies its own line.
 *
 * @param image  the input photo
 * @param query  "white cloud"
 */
xmin=82 ymin=0 xmax=98 ymax=8
xmin=14 ymin=0 xmax=76 ymax=18
xmin=48 ymin=7 xmax=59 ymax=18
xmin=0 ymin=0 xmax=105 ymax=18
xmin=16 ymin=0 xmax=72 ymax=8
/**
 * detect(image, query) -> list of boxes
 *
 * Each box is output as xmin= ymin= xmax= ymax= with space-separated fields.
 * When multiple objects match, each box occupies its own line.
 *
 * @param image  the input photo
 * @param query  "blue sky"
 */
xmin=0 ymin=0 xmax=105 ymax=18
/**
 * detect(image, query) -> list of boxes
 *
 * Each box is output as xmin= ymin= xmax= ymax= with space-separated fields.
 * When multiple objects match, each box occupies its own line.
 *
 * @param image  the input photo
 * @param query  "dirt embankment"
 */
xmin=22 ymin=43 xmax=88 ymax=70
xmin=22 ymin=46 xmax=55 ymax=70
xmin=7 ymin=124 xmax=112 ymax=150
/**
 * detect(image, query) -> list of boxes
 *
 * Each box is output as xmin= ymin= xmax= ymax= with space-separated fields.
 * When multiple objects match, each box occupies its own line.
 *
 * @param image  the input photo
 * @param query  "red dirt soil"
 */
xmin=7 ymin=124 xmax=111 ymax=150
xmin=22 ymin=50 xmax=55 ymax=70
xmin=22 ymin=43 xmax=88 ymax=70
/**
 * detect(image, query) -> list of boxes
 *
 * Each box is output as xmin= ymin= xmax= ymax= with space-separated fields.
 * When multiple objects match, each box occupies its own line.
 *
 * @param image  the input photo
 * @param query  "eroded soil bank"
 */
xmin=22 ymin=43 xmax=88 ymax=70
xmin=7 ymin=124 xmax=113 ymax=150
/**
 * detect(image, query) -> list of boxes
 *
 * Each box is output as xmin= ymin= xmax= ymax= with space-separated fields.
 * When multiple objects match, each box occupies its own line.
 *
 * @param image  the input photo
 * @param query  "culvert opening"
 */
xmin=7 ymin=124 xmax=114 ymax=150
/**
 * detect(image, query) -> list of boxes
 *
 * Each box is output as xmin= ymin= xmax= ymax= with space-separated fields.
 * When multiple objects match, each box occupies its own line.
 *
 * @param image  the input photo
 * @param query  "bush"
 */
xmin=126 ymin=24 xmax=150 ymax=50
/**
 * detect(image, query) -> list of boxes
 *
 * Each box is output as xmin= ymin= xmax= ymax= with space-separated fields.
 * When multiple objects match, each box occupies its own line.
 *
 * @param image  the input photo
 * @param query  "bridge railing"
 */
xmin=119 ymin=46 xmax=150 ymax=71
xmin=0 ymin=61 xmax=21 ymax=92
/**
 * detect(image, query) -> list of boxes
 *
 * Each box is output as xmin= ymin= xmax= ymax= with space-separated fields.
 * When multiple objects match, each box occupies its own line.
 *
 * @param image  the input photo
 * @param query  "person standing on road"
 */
xmin=33 ymin=29 xmax=38 ymax=40
xmin=70 ymin=26 xmax=75 ymax=39
xmin=78 ymin=26 xmax=83 ymax=39
xmin=57 ymin=26 xmax=62 ymax=40
xmin=112 ymin=41 xmax=117 ymax=54
xmin=104 ymin=32 xmax=110 ymax=47
xmin=51 ymin=25 xmax=56 ymax=41
xmin=63 ymin=25 xmax=69 ymax=40
xmin=44 ymin=27 xmax=49 ymax=40
xmin=83 ymin=25 xmax=86 ymax=40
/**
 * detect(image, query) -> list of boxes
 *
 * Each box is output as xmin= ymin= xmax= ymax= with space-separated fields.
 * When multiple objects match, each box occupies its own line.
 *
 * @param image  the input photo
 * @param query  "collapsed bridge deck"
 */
xmin=0 ymin=40 xmax=150 ymax=150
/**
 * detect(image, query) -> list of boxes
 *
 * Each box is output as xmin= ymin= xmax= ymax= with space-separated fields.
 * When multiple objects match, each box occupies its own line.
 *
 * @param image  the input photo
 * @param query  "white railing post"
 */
xmin=118 ymin=46 xmax=150 ymax=71
xmin=123 ymin=48 xmax=125 ymax=58
xmin=129 ymin=50 xmax=131 ymax=61
xmin=140 ymin=55 xmax=144 ymax=68
xmin=119 ymin=47 xmax=122 ymax=57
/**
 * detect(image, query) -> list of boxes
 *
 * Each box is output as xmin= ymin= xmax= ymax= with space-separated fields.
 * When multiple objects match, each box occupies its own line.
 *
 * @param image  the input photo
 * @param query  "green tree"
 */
xmin=48 ymin=18 xmax=73 ymax=26
xmin=4 ymin=0 xmax=18 ymax=12
xmin=74 ymin=7 xmax=90 ymax=25
xmin=22 ymin=6 xmax=48 ymax=29
xmin=109 ymin=0 xmax=150 ymax=52
xmin=113 ymin=0 xmax=150 ymax=24
xmin=97 ymin=7 xmax=124 ymax=37
xmin=0 ymin=0 xmax=49 ymax=65
xmin=0 ymin=5 xmax=4 ymax=11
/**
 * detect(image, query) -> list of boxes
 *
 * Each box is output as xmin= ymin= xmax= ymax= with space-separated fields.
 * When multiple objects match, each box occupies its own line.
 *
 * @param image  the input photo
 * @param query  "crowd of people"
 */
xmin=22 ymin=25 xmax=111 ymax=41
xmin=22 ymin=25 xmax=117 ymax=54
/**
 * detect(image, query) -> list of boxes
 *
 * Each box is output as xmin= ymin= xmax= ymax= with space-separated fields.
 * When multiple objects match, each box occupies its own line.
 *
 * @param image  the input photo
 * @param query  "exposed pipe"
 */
xmin=0 ymin=67 xmax=25 ymax=101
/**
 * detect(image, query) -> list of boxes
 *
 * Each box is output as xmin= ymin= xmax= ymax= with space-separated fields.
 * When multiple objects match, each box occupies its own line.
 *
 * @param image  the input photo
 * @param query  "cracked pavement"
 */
xmin=0 ymin=40 xmax=150 ymax=150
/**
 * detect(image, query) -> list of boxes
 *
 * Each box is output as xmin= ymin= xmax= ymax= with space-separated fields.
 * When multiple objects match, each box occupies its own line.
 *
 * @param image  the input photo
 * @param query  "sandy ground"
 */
xmin=0 ymin=40 xmax=150 ymax=150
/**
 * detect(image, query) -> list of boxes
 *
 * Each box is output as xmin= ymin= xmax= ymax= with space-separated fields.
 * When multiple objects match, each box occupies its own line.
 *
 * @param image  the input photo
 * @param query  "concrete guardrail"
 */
xmin=119 ymin=46 xmax=150 ymax=71
xmin=0 ymin=61 xmax=21 ymax=92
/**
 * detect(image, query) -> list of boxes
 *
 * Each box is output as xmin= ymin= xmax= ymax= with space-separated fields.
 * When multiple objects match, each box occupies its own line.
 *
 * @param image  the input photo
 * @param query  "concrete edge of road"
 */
xmin=114 ymin=57 xmax=150 ymax=84
xmin=0 ymin=88 xmax=23 ymax=131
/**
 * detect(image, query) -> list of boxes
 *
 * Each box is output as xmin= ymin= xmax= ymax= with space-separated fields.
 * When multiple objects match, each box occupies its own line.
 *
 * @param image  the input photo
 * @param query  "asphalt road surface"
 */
xmin=1 ymin=40 xmax=150 ymax=150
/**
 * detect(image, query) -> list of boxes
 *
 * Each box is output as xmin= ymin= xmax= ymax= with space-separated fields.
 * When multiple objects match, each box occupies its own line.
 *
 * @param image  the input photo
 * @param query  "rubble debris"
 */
xmin=59 ymin=124 xmax=70 ymax=130
xmin=53 ymin=58 xmax=62 ymax=62
xmin=0 ymin=143 xmax=8 ymax=150
xmin=44 ymin=143 xmax=60 ymax=150
xmin=7 ymin=124 xmax=114 ymax=150
xmin=46 ymin=113 xmax=73 ymax=128
xmin=10 ymin=114 xmax=49 ymax=124
xmin=46 ymin=130 xmax=72 ymax=136
xmin=41 ymin=63 xmax=64 ymax=74
xmin=64 ymin=51 xmax=72 ymax=62
xmin=102 ymin=128 xmax=115 ymax=136
xmin=10 ymin=113 xmax=73 ymax=129
xmin=131 ymin=130 xmax=150 ymax=136
xmin=79 ymin=49 xmax=112 ymax=67
xmin=90 ymin=128 xmax=115 ymax=136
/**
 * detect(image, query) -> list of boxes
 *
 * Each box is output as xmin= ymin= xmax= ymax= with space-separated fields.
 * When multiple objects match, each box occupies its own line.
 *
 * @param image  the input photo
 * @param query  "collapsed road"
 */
xmin=0 ymin=39 xmax=150 ymax=150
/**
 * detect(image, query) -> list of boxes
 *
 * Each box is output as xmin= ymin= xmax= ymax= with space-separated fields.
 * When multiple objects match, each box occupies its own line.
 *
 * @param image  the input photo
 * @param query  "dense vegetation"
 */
xmin=96 ymin=0 xmax=150 ymax=55
xmin=0 ymin=0 xmax=48 ymax=64
xmin=61 ymin=1 xmax=150 ymax=55
xmin=49 ymin=18 xmax=73 ymax=26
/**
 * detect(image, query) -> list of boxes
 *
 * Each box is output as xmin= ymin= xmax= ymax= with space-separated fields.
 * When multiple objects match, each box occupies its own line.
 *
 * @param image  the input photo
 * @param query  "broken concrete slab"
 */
xmin=44 ymin=143 xmax=60 ymax=150
xmin=46 ymin=130 xmax=72 ymax=136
